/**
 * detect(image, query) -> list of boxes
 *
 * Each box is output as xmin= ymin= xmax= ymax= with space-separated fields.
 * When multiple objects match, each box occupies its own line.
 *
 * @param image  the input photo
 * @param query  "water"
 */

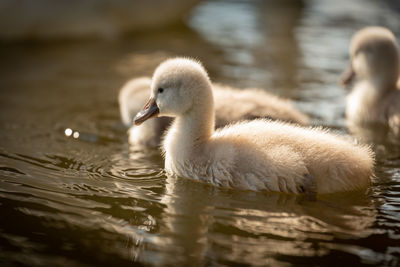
xmin=1 ymin=0 xmax=400 ymax=265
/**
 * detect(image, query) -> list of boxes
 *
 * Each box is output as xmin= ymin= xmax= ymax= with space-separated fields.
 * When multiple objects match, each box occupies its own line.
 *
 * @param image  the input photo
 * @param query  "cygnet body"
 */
xmin=119 ymin=77 xmax=309 ymax=147
xmin=135 ymin=58 xmax=374 ymax=194
xmin=212 ymin=84 xmax=309 ymax=126
xmin=341 ymin=26 xmax=400 ymax=134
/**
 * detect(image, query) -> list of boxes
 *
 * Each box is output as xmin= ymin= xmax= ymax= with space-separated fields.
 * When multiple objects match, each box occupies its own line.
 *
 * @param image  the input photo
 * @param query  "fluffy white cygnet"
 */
xmin=119 ymin=77 xmax=309 ymax=147
xmin=135 ymin=58 xmax=374 ymax=194
xmin=341 ymin=26 xmax=400 ymax=134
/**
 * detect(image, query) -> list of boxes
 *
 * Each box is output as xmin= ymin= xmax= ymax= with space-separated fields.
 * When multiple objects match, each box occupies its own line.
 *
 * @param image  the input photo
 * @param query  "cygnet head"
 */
xmin=134 ymin=58 xmax=213 ymax=125
xmin=341 ymin=26 xmax=400 ymax=89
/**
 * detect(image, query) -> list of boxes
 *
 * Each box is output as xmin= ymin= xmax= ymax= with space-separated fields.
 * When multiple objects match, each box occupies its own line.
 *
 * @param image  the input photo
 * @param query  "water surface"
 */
xmin=1 ymin=0 xmax=400 ymax=266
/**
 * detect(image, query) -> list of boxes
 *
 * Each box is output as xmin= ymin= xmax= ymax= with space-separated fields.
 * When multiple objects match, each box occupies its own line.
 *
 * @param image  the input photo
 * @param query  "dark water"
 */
xmin=1 ymin=0 xmax=400 ymax=266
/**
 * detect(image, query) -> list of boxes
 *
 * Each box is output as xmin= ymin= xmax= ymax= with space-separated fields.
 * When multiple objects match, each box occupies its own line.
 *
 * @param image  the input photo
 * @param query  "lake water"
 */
xmin=1 ymin=0 xmax=400 ymax=266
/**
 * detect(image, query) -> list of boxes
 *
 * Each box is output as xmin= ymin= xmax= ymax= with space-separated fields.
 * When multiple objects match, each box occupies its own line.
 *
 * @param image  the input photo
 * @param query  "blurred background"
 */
xmin=0 ymin=0 xmax=400 ymax=266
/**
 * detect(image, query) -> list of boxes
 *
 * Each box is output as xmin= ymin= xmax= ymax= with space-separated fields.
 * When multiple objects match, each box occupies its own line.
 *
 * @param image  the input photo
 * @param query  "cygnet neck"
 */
xmin=367 ymin=74 xmax=398 ymax=96
xmin=171 ymin=85 xmax=215 ymax=149
xmin=370 ymin=58 xmax=400 ymax=94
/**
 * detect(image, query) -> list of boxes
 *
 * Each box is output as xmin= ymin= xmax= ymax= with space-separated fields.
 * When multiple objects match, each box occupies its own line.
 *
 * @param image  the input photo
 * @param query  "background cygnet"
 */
xmin=119 ymin=76 xmax=309 ymax=147
xmin=135 ymin=58 xmax=374 ymax=195
xmin=341 ymin=26 xmax=400 ymax=135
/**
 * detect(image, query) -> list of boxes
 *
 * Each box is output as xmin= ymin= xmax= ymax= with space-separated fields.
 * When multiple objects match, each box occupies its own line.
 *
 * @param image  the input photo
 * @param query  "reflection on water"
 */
xmin=1 ymin=0 xmax=400 ymax=266
xmin=160 ymin=175 xmax=378 ymax=265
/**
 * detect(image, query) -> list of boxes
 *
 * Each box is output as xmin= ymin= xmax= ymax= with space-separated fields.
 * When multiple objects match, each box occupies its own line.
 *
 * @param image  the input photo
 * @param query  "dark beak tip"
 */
xmin=133 ymin=111 xmax=150 ymax=126
xmin=133 ymin=98 xmax=160 ymax=126
xmin=340 ymin=65 xmax=355 ymax=87
xmin=133 ymin=117 xmax=143 ymax=126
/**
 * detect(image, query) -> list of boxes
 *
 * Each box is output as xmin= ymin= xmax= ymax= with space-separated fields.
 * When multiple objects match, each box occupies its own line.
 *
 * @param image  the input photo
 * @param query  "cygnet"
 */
xmin=135 ymin=58 xmax=374 ymax=194
xmin=341 ymin=26 xmax=400 ymax=134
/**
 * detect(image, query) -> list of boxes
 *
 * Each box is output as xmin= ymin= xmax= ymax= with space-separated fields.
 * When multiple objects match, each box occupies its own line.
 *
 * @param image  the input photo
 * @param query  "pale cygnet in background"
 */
xmin=341 ymin=26 xmax=400 ymax=134
xmin=212 ymin=83 xmax=309 ymax=126
xmin=119 ymin=77 xmax=309 ymax=147
xmin=135 ymin=58 xmax=374 ymax=195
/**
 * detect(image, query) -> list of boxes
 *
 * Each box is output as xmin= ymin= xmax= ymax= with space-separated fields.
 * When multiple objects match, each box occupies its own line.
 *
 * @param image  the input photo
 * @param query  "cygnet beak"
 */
xmin=134 ymin=98 xmax=159 ymax=125
xmin=340 ymin=64 xmax=355 ymax=86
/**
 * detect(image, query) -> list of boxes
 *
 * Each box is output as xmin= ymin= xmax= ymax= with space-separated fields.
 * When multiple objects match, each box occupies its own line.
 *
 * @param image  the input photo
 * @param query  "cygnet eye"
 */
xmin=158 ymin=88 xmax=164 ymax=93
